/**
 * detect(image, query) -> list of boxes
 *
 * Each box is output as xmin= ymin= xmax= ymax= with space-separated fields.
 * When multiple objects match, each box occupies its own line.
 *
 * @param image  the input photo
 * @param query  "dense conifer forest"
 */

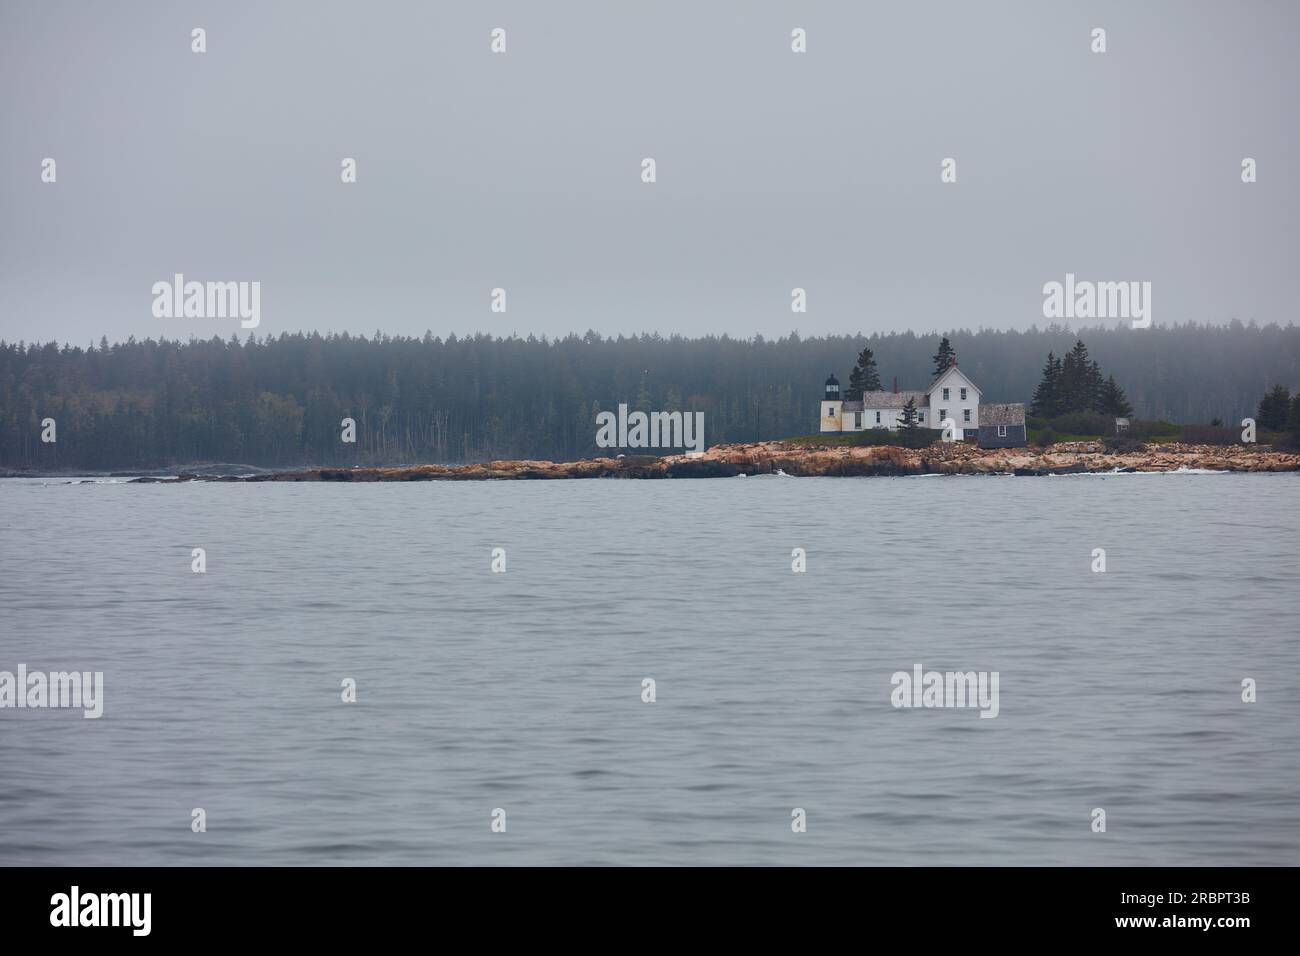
xmin=1 ymin=321 xmax=1296 ymax=469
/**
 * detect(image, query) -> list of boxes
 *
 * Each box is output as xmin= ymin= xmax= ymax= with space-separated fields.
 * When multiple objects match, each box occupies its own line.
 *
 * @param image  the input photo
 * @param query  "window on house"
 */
xmin=942 ymin=388 xmax=950 ymax=400
xmin=960 ymin=388 xmax=967 ymax=400
xmin=964 ymin=409 xmax=971 ymax=422
xmin=997 ymin=424 xmax=1007 ymax=437
xmin=939 ymin=409 xmax=947 ymax=421
xmin=855 ymin=412 xmax=861 ymax=428
xmin=875 ymin=411 xmax=881 ymax=424
xmin=918 ymin=411 xmax=925 ymax=421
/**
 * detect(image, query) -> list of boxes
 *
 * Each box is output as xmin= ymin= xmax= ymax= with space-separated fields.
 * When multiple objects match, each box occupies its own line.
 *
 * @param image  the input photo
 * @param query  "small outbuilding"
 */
xmin=977 ymin=403 xmax=1027 ymax=449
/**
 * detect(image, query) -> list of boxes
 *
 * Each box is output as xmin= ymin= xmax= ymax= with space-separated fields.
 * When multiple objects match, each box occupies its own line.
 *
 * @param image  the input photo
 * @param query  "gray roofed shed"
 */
xmin=978 ymin=403 xmax=1026 ymax=425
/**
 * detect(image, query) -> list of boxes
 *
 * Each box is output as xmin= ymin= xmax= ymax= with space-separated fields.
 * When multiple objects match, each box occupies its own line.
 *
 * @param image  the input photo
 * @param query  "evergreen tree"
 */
xmin=1257 ymin=384 xmax=1292 ymax=431
xmin=1058 ymin=340 xmax=1096 ymax=411
xmin=1029 ymin=352 xmax=1062 ymax=417
xmin=1032 ymin=339 xmax=1121 ymax=415
xmin=846 ymin=346 xmax=882 ymax=401
xmin=931 ymin=336 xmax=957 ymax=377
xmin=1088 ymin=360 xmax=1106 ymax=412
xmin=1030 ymin=341 xmax=1128 ymax=418
xmin=898 ymin=397 xmax=920 ymax=433
xmin=1060 ymin=345 xmax=1079 ymax=409
xmin=1099 ymin=375 xmax=1133 ymax=417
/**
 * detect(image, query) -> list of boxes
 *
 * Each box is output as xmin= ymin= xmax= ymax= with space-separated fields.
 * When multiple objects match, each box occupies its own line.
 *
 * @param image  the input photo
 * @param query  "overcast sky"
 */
xmin=2 ymin=0 xmax=1297 ymax=345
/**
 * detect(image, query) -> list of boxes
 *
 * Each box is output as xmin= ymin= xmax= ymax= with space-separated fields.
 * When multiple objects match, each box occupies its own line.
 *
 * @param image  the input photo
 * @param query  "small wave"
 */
xmin=1070 ymin=467 xmax=1232 ymax=477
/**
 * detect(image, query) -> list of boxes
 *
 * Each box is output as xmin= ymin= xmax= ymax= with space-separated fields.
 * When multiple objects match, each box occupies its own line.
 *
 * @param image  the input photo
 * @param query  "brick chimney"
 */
xmin=892 ymin=376 xmax=898 ymax=393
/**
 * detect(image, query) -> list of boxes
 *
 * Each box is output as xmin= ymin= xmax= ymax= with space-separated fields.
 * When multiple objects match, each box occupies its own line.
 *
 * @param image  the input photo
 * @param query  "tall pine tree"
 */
xmin=846 ymin=346 xmax=882 ymax=400
xmin=931 ymin=336 xmax=957 ymax=377
xmin=1087 ymin=360 xmax=1105 ymax=412
xmin=898 ymin=397 xmax=920 ymax=432
xmin=1099 ymin=375 xmax=1132 ymax=417
xmin=1257 ymin=385 xmax=1292 ymax=430
xmin=1032 ymin=340 xmax=1128 ymax=418
xmin=1030 ymin=352 xmax=1063 ymax=417
xmin=1058 ymin=340 xmax=1095 ymax=411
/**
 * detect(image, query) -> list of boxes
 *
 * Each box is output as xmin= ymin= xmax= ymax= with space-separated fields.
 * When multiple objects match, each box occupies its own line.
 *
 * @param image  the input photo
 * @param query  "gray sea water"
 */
xmin=0 ymin=473 xmax=1297 ymax=866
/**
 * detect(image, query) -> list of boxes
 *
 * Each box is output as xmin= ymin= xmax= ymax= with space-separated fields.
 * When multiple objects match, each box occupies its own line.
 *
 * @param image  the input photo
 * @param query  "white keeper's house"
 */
xmin=820 ymin=361 xmax=1025 ymax=447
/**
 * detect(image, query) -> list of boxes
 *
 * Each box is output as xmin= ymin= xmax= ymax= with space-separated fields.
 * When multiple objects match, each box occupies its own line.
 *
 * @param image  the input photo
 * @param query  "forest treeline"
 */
xmin=1 ymin=322 xmax=1297 ymax=469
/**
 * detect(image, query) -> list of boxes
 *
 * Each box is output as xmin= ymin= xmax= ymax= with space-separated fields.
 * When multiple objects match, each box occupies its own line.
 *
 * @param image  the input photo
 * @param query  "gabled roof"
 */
xmin=858 ymin=390 xmax=927 ymax=409
xmin=978 ymin=403 xmax=1025 ymax=425
xmin=925 ymin=364 xmax=979 ymax=396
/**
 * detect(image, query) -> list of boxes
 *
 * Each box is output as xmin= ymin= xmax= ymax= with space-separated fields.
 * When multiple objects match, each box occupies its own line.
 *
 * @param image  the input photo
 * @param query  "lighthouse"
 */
xmin=820 ymin=373 xmax=843 ymax=432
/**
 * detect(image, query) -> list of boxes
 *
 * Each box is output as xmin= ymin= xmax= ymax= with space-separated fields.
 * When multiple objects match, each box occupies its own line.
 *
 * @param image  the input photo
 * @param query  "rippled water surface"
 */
xmin=1 ymin=473 xmax=1297 ymax=865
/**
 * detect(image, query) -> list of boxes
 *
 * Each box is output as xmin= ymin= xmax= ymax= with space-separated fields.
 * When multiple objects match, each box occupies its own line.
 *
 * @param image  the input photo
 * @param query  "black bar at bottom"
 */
xmin=0 ymin=867 xmax=1282 ymax=941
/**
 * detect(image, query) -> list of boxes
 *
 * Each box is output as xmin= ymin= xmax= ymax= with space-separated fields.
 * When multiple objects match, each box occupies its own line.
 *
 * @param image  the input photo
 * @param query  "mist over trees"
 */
xmin=1 ymin=321 xmax=1296 ymax=470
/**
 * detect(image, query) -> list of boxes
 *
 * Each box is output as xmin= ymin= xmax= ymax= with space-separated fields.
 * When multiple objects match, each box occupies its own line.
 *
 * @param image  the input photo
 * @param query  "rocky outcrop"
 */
xmin=130 ymin=441 xmax=1300 ymax=483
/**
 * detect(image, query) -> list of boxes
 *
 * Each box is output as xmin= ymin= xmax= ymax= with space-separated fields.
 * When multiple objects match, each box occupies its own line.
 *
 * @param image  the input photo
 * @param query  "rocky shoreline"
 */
xmin=128 ymin=440 xmax=1300 ymax=482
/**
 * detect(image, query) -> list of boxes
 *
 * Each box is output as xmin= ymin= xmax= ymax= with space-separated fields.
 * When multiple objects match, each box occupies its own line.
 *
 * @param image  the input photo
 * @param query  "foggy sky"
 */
xmin=2 ymin=0 xmax=1297 ymax=345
